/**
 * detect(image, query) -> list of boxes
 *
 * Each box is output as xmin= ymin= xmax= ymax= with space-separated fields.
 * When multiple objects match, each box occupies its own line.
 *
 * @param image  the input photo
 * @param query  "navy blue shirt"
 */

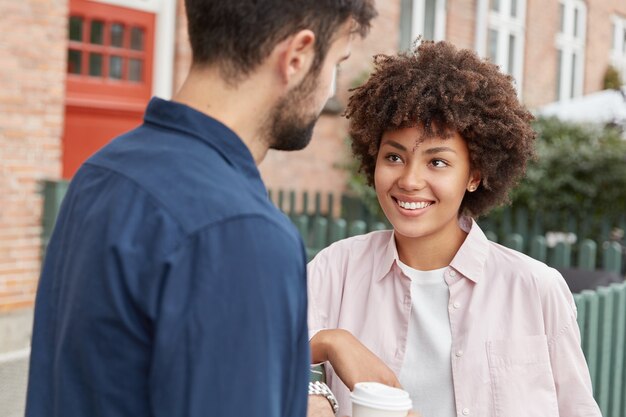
xmin=26 ymin=98 xmax=310 ymax=417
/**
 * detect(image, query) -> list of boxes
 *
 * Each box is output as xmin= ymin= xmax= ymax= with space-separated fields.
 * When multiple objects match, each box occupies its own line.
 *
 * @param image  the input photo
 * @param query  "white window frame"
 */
xmin=610 ymin=15 xmax=626 ymax=87
xmin=92 ymin=0 xmax=177 ymax=99
xmin=411 ymin=0 xmax=447 ymax=42
xmin=482 ymin=0 xmax=526 ymax=97
xmin=555 ymin=0 xmax=586 ymax=101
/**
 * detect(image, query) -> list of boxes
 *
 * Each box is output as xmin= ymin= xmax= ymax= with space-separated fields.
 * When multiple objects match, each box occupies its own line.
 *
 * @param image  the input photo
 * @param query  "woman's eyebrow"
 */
xmin=423 ymin=146 xmax=457 ymax=155
xmin=380 ymin=139 xmax=407 ymax=151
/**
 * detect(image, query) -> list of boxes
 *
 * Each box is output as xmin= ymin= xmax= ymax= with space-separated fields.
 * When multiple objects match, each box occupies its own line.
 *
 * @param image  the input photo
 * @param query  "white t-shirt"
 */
xmin=396 ymin=260 xmax=456 ymax=417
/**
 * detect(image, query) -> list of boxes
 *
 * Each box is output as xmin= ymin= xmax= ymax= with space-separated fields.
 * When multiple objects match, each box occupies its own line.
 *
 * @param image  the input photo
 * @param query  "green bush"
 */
xmin=603 ymin=65 xmax=623 ymax=91
xmin=511 ymin=117 xmax=626 ymax=218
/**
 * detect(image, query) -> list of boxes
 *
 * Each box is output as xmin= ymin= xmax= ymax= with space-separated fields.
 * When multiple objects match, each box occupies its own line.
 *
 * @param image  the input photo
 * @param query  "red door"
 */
xmin=63 ymin=0 xmax=155 ymax=178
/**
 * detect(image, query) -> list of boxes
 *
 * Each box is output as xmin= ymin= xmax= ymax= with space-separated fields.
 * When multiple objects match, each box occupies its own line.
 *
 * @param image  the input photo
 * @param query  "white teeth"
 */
xmin=398 ymin=200 xmax=431 ymax=210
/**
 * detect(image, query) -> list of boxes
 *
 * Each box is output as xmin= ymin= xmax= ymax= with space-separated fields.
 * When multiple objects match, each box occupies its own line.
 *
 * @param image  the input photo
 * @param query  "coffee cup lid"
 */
xmin=350 ymin=382 xmax=413 ymax=411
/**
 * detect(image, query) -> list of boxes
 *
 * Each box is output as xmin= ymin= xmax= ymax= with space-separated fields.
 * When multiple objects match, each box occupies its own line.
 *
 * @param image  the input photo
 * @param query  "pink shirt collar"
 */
xmin=375 ymin=216 xmax=489 ymax=284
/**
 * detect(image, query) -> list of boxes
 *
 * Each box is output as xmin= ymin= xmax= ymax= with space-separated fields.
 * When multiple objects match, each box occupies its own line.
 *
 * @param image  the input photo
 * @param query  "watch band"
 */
xmin=309 ymin=381 xmax=339 ymax=415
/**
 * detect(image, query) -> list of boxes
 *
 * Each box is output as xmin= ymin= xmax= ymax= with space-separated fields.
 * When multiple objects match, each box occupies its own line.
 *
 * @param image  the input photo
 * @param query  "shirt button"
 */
xmin=462 ymin=408 xmax=470 ymax=415
xmin=456 ymin=350 xmax=464 ymax=357
xmin=449 ymin=269 xmax=457 ymax=277
xmin=453 ymin=302 xmax=461 ymax=309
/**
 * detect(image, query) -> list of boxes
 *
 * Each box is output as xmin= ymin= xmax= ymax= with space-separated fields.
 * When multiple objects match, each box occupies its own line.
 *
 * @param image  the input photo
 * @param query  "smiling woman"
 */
xmin=306 ymin=40 xmax=601 ymax=417
xmin=375 ymin=127 xmax=479 ymax=268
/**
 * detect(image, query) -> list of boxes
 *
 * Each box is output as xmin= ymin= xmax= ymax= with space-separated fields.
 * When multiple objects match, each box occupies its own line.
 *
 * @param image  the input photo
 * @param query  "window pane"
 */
xmin=510 ymin=0 xmax=518 ymax=18
xmin=110 ymin=23 xmax=124 ymax=48
xmin=90 ymin=20 xmax=104 ymax=45
xmin=490 ymin=0 xmax=500 ymax=12
xmin=69 ymin=16 xmax=83 ymax=41
xmin=559 ymin=4 xmax=565 ymax=33
xmin=507 ymin=34 xmax=516 ymax=75
xmin=89 ymin=53 xmax=103 ymax=76
xmin=573 ymin=8 xmax=579 ymax=38
xmin=556 ymin=49 xmax=562 ymax=100
xmin=67 ymin=49 xmax=82 ymax=74
xmin=570 ymin=52 xmax=577 ymax=99
xmin=424 ymin=0 xmax=436 ymax=40
xmin=488 ymin=29 xmax=498 ymax=63
xmin=130 ymin=27 xmax=144 ymax=51
xmin=109 ymin=56 xmax=123 ymax=79
xmin=129 ymin=58 xmax=143 ymax=81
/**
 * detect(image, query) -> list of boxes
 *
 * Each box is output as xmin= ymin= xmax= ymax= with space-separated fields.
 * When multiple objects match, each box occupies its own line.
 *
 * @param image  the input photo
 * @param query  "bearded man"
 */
xmin=25 ymin=1 xmax=376 ymax=416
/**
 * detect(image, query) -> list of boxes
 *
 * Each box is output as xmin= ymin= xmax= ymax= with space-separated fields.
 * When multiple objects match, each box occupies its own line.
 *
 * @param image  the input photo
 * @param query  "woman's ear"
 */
xmin=467 ymin=171 xmax=481 ymax=192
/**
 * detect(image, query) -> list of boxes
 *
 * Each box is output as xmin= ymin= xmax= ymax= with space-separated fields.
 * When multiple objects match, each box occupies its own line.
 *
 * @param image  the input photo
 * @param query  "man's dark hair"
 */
xmin=345 ymin=40 xmax=537 ymax=217
xmin=184 ymin=0 xmax=377 ymax=82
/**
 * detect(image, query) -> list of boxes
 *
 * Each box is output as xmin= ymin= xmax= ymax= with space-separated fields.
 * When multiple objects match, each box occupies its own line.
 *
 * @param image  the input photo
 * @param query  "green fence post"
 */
xmin=293 ymin=215 xmax=309 ymax=245
xmin=312 ymin=217 xmax=328 ymax=251
xmin=348 ymin=220 xmax=367 ymax=237
xmin=552 ymin=242 xmax=572 ymax=268
xmin=581 ymin=289 xmax=600 ymax=399
xmin=277 ymin=189 xmax=285 ymax=212
xmin=573 ymin=293 xmax=587 ymax=348
xmin=501 ymin=206 xmax=513 ymax=237
xmin=329 ymin=218 xmax=347 ymax=244
xmin=578 ymin=239 xmax=597 ymax=271
xmin=529 ymin=235 xmax=548 ymax=263
xmin=302 ymin=191 xmax=309 ymax=215
xmin=314 ymin=191 xmax=322 ymax=217
xmin=504 ymin=233 xmax=524 ymax=252
xmin=514 ymin=207 xmax=529 ymax=248
xmin=530 ymin=210 xmax=543 ymax=240
xmin=597 ymin=287 xmax=614 ymax=416
xmin=327 ymin=193 xmax=335 ymax=220
xmin=288 ymin=190 xmax=296 ymax=218
xmin=603 ymin=242 xmax=622 ymax=275
xmin=609 ymin=283 xmax=626 ymax=417
xmin=41 ymin=180 xmax=69 ymax=255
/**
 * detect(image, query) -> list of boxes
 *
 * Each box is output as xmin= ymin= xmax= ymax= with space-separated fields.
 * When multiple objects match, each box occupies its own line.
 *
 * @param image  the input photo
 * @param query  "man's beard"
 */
xmin=266 ymin=71 xmax=321 ymax=151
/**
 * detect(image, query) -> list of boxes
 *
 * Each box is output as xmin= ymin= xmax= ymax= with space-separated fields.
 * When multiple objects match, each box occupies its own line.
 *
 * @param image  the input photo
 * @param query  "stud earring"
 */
xmin=468 ymin=185 xmax=477 ymax=192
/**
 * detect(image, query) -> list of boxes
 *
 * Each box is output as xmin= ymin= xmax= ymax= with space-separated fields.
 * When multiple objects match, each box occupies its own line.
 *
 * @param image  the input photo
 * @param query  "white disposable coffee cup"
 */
xmin=350 ymin=382 xmax=413 ymax=417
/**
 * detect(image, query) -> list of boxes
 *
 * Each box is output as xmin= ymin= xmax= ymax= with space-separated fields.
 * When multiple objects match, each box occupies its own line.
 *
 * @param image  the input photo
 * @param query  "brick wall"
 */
xmin=523 ymin=0 xmax=560 ymax=107
xmin=447 ymin=0 xmax=477 ymax=50
xmin=585 ymin=0 xmax=626 ymax=94
xmin=0 ymin=0 xmax=67 ymax=312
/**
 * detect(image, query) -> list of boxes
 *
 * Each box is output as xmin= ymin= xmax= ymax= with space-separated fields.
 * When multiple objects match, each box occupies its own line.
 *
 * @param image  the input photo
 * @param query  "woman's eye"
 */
xmin=431 ymin=159 xmax=448 ymax=168
xmin=386 ymin=154 xmax=402 ymax=163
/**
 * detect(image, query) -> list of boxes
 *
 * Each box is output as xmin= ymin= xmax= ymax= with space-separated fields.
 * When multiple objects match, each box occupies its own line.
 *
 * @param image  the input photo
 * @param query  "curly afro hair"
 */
xmin=345 ymin=40 xmax=536 ymax=217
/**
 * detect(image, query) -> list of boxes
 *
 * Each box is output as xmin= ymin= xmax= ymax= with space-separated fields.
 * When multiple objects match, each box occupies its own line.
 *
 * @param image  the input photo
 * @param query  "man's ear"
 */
xmin=276 ymin=29 xmax=316 ymax=86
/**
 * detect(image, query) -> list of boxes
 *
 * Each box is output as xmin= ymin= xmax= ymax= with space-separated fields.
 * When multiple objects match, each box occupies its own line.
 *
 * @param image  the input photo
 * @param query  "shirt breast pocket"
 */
xmin=486 ymin=335 xmax=559 ymax=417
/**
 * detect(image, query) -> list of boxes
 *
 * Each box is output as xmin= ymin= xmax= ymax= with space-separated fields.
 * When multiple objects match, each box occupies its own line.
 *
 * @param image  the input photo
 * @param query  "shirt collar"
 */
xmin=143 ymin=97 xmax=261 ymax=181
xmin=375 ymin=231 xmax=401 ymax=282
xmin=449 ymin=216 xmax=489 ymax=283
xmin=375 ymin=216 xmax=490 ymax=283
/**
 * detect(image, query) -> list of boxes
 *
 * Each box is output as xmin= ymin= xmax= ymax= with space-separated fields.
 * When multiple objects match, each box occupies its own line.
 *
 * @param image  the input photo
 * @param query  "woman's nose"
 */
xmin=396 ymin=164 xmax=426 ymax=191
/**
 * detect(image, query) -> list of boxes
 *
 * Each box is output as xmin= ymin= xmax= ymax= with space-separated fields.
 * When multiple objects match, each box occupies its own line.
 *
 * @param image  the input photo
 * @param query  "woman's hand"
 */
xmin=310 ymin=329 xmax=401 ymax=390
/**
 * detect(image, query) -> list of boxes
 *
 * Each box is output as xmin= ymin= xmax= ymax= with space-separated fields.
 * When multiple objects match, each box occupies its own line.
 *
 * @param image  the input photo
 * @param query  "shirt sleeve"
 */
xmin=307 ymin=244 xmax=347 ymax=341
xmin=149 ymin=216 xmax=309 ymax=417
xmin=542 ymin=268 xmax=602 ymax=417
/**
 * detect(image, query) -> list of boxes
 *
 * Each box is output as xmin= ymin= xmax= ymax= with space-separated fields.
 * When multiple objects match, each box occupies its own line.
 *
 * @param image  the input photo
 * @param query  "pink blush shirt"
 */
xmin=307 ymin=218 xmax=601 ymax=417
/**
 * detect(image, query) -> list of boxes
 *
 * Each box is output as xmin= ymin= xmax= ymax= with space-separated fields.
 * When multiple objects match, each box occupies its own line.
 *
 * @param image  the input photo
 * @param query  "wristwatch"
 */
xmin=309 ymin=381 xmax=339 ymax=415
